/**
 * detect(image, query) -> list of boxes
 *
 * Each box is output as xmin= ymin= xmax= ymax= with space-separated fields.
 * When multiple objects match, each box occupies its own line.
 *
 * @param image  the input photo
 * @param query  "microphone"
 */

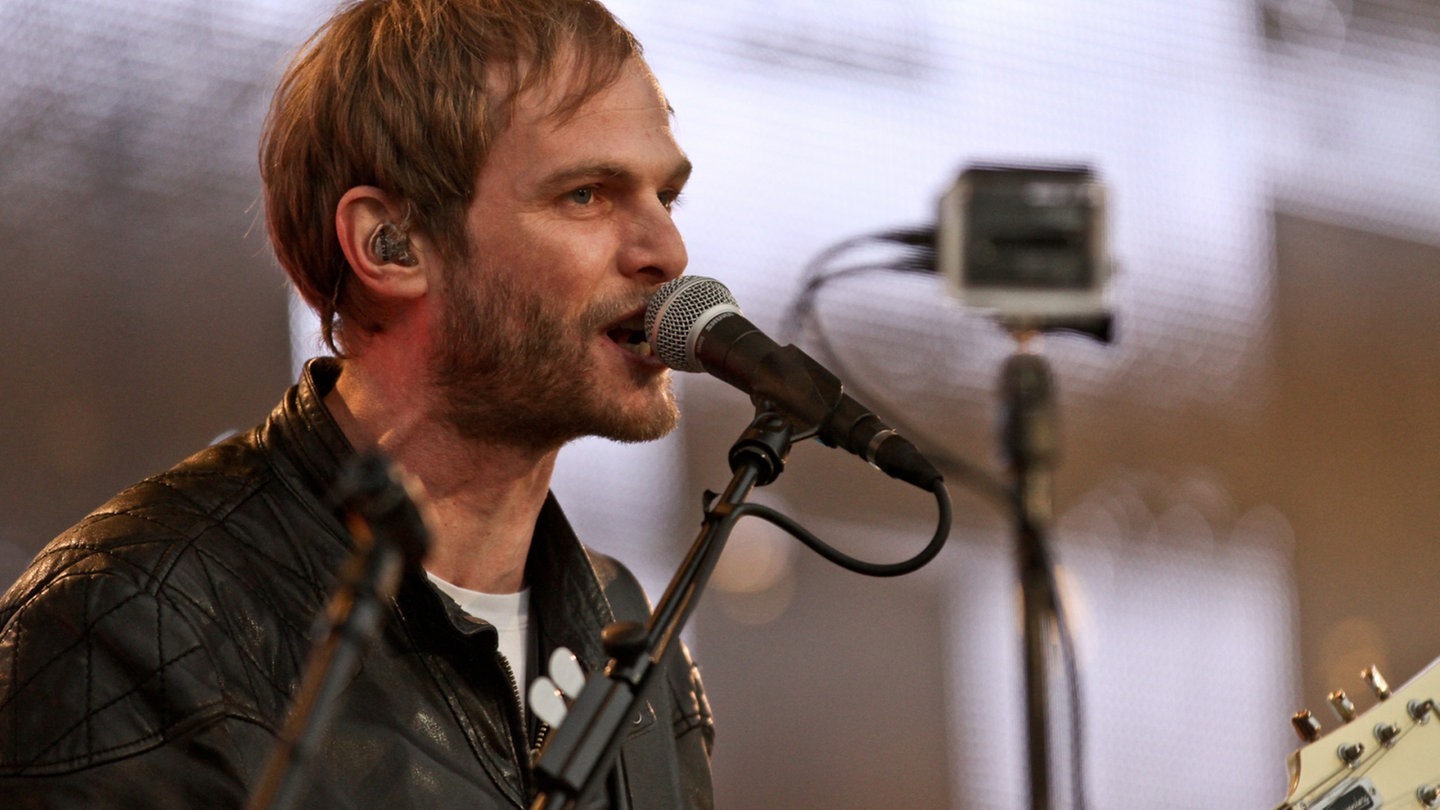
xmin=645 ymin=276 xmax=942 ymax=490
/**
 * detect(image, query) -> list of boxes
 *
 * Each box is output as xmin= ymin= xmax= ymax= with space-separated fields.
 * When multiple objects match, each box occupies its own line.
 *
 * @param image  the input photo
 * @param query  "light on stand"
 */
xmin=938 ymin=162 xmax=1115 ymax=810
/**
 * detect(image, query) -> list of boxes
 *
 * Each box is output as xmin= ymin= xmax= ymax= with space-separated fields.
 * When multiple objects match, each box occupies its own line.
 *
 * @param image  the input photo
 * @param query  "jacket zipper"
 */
xmin=497 ymin=653 xmax=552 ymax=794
xmin=497 ymin=653 xmax=529 ymax=783
xmin=530 ymin=720 xmax=551 ymax=765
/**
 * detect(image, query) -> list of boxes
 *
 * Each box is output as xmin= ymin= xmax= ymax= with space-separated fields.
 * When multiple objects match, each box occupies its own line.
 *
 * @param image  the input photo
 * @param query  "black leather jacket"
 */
xmin=0 ymin=359 xmax=713 ymax=808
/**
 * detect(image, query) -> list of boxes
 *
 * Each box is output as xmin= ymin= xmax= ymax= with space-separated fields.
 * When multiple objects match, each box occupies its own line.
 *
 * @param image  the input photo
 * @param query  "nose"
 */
xmin=623 ymin=202 xmax=687 ymax=285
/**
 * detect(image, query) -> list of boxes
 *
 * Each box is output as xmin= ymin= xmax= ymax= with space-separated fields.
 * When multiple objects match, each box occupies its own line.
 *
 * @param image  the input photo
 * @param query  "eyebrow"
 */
xmin=536 ymin=157 xmax=693 ymax=195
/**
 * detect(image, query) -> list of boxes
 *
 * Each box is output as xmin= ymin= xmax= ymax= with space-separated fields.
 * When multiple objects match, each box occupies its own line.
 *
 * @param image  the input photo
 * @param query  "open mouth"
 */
xmin=605 ymin=312 xmax=656 ymax=358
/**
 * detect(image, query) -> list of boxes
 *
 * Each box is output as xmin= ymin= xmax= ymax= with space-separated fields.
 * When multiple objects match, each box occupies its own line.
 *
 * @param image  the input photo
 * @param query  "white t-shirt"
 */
xmin=425 ymin=572 xmax=531 ymax=699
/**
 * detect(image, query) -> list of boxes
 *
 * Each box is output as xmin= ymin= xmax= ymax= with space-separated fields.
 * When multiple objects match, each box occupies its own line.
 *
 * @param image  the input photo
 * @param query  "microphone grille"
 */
xmin=644 ymin=276 xmax=739 ymax=372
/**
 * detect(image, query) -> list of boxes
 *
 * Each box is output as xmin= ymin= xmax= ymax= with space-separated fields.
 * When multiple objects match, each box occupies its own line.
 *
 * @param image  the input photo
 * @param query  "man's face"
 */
xmin=430 ymin=58 xmax=692 ymax=451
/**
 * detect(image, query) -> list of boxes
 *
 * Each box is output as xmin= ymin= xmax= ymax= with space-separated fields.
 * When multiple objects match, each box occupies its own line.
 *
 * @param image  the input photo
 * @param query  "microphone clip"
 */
xmin=744 ymin=344 xmax=844 ymax=443
xmin=727 ymin=411 xmax=795 ymax=487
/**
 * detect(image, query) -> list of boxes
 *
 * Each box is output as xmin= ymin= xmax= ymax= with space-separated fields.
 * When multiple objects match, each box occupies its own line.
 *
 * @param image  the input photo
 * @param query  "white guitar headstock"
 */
xmin=1276 ymin=659 xmax=1440 ymax=809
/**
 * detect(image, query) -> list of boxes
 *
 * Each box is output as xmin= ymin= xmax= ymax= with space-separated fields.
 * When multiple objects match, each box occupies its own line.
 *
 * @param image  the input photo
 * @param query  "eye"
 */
xmin=567 ymin=187 xmax=596 ymax=205
xmin=659 ymin=189 xmax=683 ymax=211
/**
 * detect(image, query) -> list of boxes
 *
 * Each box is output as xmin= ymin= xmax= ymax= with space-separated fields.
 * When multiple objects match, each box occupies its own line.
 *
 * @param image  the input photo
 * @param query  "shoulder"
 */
xmin=3 ymin=433 xmax=331 ymax=634
xmin=3 ymin=437 xmax=269 ymax=613
xmin=584 ymin=549 xmax=653 ymax=625
xmin=583 ymin=550 xmax=716 ymax=804
xmin=584 ymin=548 xmax=715 ymax=753
xmin=0 ymin=434 xmax=334 ymax=775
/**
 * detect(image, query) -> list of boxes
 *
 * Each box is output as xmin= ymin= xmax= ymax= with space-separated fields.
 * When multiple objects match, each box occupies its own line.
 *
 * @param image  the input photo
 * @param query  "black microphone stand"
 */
xmin=246 ymin=452 xmax=429 ymax=810
xmin=530 ymin=410 xmax=794 ymax=809
xmin=1000 ymin=340 xmax=1065 ymax=810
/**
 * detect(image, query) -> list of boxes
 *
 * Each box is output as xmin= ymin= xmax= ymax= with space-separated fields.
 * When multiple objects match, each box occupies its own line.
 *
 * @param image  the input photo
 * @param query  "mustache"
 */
xmin=580 ymin=288 xmax=654 ymax=333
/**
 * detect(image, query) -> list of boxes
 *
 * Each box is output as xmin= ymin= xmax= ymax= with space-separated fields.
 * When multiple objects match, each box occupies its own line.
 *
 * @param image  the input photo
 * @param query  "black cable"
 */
xmin=788 ymin=259 xmax=1011 ymax=509
xmin=1018 ymin=514 xmax=1089 ymax=810
xmin=782 ymin=227 xmax=935 ymax=342
xmin=736 ymin=476 xmax=951 ymax=577
xmin=1051 ymin=564 xmax=1089 ymax=810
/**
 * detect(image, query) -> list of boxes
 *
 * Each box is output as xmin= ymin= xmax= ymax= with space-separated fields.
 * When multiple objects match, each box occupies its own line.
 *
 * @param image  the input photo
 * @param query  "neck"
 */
xmin=325 ymin=353 xmax=558 ymax=594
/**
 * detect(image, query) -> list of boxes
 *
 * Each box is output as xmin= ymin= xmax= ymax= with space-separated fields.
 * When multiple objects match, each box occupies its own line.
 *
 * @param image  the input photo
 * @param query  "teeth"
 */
xmin=606 ymin=312 xmax=654 ymax=357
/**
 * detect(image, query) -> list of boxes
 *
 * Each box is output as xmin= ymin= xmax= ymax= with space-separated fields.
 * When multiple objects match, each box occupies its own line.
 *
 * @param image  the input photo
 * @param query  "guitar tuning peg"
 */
xmin=1327 ymin=690 xmax=1357 ymax=723
xmin=547 ymin=647 xmax=586 ymax=699
xmin=1291 ymin=709 xmax=1322 ymax=743
xmin=528 ymin=677 xmax=569 ymax=727
xmin=1362 ymin=665 xmax=1392 ymax=700
xmin=1374 ymin=722 xmax=1400 ymax=747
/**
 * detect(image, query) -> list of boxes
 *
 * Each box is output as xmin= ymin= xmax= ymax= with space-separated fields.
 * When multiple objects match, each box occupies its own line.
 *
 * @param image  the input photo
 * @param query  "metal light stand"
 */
xmin=999 ymin=336 xmax=1065 ymax=810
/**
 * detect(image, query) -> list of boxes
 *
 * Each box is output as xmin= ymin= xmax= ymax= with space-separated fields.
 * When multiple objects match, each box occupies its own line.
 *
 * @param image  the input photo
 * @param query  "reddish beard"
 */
xmin=429 ymin=267 xmax=679 ymax=451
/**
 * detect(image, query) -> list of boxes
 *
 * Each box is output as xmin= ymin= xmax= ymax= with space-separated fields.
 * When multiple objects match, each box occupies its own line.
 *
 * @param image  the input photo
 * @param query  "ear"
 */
xmin=335 ymin=186 xmax=431 ymax=302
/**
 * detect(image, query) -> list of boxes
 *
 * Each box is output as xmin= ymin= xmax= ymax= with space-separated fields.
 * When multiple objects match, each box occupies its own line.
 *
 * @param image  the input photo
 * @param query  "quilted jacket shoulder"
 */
xmin=0 ymin=434 xmax=337 ymax=776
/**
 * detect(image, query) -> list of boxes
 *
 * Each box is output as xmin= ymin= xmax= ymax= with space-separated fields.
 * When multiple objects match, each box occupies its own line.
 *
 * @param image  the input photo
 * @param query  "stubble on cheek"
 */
xmin=429 ymin=274 xmax=679 ymax=448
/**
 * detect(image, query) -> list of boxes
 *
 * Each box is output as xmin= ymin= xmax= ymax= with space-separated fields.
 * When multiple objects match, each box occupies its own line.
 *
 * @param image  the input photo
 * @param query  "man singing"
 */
xmin=0 ymin=0 xmax=714 ymax=806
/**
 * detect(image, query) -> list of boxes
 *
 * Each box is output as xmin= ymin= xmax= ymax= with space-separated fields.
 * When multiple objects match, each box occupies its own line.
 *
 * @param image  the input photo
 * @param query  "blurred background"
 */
xmin=2 ymin=0 xmax=1438 ymax=807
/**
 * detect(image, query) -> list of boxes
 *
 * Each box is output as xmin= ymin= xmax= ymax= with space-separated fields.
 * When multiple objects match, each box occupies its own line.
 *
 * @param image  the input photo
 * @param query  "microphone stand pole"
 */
xmin=1000 ymin=339 xmax=1063 ymax=810
xmin=531 ymin=411 xmax=793 ymax=810
xmin=246 ymin=453 xmax=428 ymax=810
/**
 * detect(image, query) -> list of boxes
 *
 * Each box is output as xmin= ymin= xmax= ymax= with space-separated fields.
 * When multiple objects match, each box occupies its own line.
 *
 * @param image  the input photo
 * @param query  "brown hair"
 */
xmin=260 ymin=0 xmax=642 ymax=353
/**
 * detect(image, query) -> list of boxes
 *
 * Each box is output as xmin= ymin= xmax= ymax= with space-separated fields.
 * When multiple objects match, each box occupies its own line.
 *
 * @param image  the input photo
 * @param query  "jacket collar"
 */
xmin=270 ymin=357 xmax=618 ymax=669
xmin=264 ymin=357 xmax=355 ymax=499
